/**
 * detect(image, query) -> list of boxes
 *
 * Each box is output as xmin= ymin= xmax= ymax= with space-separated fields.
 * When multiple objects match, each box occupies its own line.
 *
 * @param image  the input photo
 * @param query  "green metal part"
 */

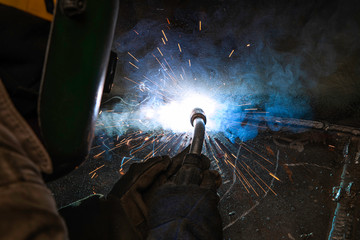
xmin=39 ymin=0 xmax=119 ymax=179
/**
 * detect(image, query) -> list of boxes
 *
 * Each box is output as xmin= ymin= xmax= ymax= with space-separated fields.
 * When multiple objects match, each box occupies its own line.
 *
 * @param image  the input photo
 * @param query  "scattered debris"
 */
xmin=288 ymin=233 xmax=296 ymax=240
xmin=282 ymin=164 xmax=294 ymax=182
xmin=229 ymin=211 xmax=236 ymax=216
xmin=345 ymin=182 xmax=353 ymax=196
xmin=265 ymin=145 xmax=275 ymax=156
xmin=355 ymin=152 xmax=360 ymax=164
xmin=300 ymin=232 xmax=313 ymax=238
xmin=332 ymin=186 xmax=342 ymax=201
xmin=273 ymin=136 xmax=308 ymax=152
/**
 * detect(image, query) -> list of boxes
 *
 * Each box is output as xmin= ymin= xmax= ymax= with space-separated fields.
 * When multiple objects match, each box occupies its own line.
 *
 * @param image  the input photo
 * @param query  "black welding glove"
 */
xmin=104 ymin=146 xmax=191 ymax=239
xmin=60 ymin=146 xmax=189 ymax=240
xmin=146 ymin=154 xmax=223 ymax=240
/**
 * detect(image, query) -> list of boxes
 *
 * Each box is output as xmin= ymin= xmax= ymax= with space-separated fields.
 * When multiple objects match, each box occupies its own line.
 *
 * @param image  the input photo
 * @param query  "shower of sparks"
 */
xmin=91 ymin=129 xmax=280 ymax=199
xmin=92 ymin=18 xmax=285 ymax=203
xmin=229 ymin=49 xmax=235 ymax=58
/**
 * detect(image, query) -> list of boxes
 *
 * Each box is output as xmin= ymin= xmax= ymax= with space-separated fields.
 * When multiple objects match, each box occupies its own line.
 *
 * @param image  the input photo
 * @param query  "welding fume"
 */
xmin=0 ymin=1 xmax=223 ymax=239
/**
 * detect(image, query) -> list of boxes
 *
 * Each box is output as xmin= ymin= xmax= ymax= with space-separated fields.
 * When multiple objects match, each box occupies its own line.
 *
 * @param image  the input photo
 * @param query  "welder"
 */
xmin=0 ymin=1 xmax=223 ymax=239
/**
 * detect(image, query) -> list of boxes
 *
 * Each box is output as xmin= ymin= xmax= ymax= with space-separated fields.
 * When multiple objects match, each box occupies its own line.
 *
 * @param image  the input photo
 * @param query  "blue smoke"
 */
xmin=98 ymin=1 xmax=359 ymax=141
xmin=97 ymin=19 xmax=313 ymax=141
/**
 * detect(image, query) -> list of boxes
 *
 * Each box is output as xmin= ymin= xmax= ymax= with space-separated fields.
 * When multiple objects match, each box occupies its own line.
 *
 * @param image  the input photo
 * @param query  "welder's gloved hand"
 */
xmin=60 ymin=147 xmax=189 ymax=240
xmin=147 ymin=153 xmax=223 ymax=240
xmin=104 ymin=146 xmax=191 ymax=239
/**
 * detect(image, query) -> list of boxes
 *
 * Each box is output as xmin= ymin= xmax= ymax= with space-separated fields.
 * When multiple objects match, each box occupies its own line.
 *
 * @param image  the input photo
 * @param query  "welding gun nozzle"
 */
xmin=190 ymin=108 xmax=207 ymax=126
xmin=189 ymin=108 xmax=206 ymax=155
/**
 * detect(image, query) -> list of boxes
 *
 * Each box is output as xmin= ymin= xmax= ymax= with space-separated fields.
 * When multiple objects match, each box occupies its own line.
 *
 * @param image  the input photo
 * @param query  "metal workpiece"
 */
xmin=189 ymin=108 xmax=207 ymax=155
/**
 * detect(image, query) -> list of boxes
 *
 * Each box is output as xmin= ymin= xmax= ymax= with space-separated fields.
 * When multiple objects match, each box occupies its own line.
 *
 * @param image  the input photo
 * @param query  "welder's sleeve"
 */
xmin=0 ymin=80 xmax=68 ymax=239
xmin=146 ymin=155 xmax=223 ymax=240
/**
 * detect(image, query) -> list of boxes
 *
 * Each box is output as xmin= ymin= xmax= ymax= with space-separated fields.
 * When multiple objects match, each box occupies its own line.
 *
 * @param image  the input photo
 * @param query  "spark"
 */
xmin=242 ymin=143 xmax=273 ymax=165
xmin=229 ymin=49 xmax=235 ymax=58
xmin=188 ymin=59 xmax=191 ymax=67
xmin=199 ymin=20 xmax=202 ymax=31
xmin=143 ymin=75 xmax=163 ymax=91
xmin=157 ymin=47 xmax=164 ymax=56
xmin=162 ymin=38 xmax=166 ymax=45
xmin=127 ymin=52 xmax=139 ymax=62
xmin=269 ymin=172 xmax=281 ymax=181
xmin=237 ymin=159 xmax=266 ymax=194
xmin=178 ymin=43 xmax=182 ymax=53
xmin=214 ymin=137 xmax=276 ymax=195
xmin=151 ymin=54 xmax=180 ymax=87
xmin=124 ymin=76 xmax=141 ymax=86
xmin=234 ymin=103 xmax=252 ymax=106
xmin=94 ymin=150 xmax=105 ymax=158
xmin=162 ymin=30 xmax=168 ymax=41
xmin=241 ymin=159 xmax=277 ymax=195
xmin=163 ymin=58 xmax=180 ymax=84
xmin=227 ymin=159 xmax=256 ymax=194
xmin=89 ymin=164 xmax=105 ymax=175
xmin=133 ymin=30 xmax=139 ymax=35
xmin=246 ymin=43 xmax=251 ymax=47
xmin=129 ymin=62 xmax=139 ymax=69
xmin=119 ymin=156 xmax=134 ymax=174
xmin=166 ymin=18 xmax=170 ymax=24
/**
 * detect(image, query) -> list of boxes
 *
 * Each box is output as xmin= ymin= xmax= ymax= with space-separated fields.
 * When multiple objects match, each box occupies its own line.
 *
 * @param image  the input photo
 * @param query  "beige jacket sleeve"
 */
xmin=0 ymin=79 xmax=68 ymax=239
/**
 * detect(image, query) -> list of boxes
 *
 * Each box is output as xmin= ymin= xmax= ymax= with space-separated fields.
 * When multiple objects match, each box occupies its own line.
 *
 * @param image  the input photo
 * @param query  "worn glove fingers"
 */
xmin=183 ymin=153 xmax=211 ymax=170
xmin=200 ymin=170 xmax=222 ymax=191
xmin=172 ymin=153 xmax=212 ymax=185
xmin=166 ymin=145 xmax=191 ymax=178
xmin=109 ymin=156 xmax=171 ymax=198
xmin=173 ymin=165 xmax=202 ymax=185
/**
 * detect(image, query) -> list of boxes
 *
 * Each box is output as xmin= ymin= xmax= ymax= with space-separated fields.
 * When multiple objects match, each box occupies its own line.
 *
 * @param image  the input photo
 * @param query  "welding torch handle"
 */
xmin=189 ymin=117 xmax=206 ymax=155
xmin=174 ymin=111 xmax=207 ymax=185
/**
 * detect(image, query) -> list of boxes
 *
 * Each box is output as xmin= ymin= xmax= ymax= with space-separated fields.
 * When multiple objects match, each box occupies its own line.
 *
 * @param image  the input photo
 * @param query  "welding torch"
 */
xmin=175 ymin=108 xmax=208 ymax=185
xmin=189 ymin=108 xmax=207 ymax=155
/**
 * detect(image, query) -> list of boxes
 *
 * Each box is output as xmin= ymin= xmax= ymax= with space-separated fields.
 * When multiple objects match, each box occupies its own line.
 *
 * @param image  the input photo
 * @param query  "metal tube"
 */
xmin=174 ymin=108 xmax=207 ymax=185
xmin=189 ymin=118 xmax=206 ymax=155
xmin=189 ymin=108 xmax=207 ymax=155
